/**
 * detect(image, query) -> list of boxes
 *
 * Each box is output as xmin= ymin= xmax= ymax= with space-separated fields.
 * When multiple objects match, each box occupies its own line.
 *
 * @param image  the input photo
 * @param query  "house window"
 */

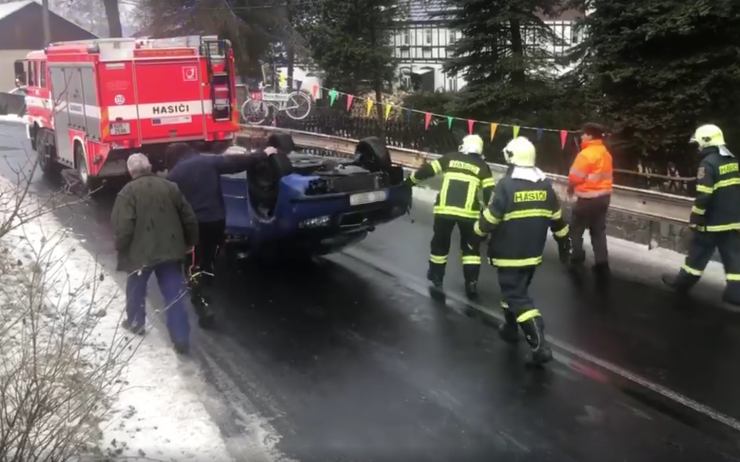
xmin=423 ymin=47 xmax=432 ymax=58
xmin=425 ymin=28 xmax=433 ymax=45
xmin=403 ymin=30 xmax=411 ymax=46
xmin=401 ymin=48 xmax=410 ymax=59
xmin=571 ymin=26 xmax=581 ymax=44
xmin=449 ymin=31 xmax=457 ymax=44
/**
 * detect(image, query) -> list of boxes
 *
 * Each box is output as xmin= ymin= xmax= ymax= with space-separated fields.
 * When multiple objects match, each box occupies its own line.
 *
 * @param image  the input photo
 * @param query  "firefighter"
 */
xmin=407 ymin=134 xmax=495 ymax=298
xmin=474 ymin=137 xmax=571 ymax=365
xmin=662 ymin=124 xmax=740 ymax=305
xmin=568 ymin=122 xmax=613 ymax=277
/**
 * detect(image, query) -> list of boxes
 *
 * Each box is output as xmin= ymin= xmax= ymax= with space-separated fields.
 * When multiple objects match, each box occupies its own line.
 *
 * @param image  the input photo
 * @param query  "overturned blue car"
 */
xmin=221 ymin=134 xmax=412 ymax=259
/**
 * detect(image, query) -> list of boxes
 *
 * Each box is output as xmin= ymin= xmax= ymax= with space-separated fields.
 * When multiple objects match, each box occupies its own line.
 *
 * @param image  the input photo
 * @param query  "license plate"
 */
xmin=350 ymin=190 xmax=387 ymax=206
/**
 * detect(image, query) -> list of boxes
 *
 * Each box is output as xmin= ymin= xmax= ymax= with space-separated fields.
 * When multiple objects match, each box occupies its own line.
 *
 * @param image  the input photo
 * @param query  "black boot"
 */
xmin=465 ymin=281 xmax=478 ymax=299
xmin=191 ymin=294 xmax=216 ymax=329
xmin=593 ymin=262 xmax=611 ymax=278
xmin=498 ymin=310 xmax=520 ymax=344
xmin=427 ymin=268 xmax=443 ymax=289
xmin=520 ymin=317 xmax=552 ymax=366
xmin=662 ymin=273 xmax=690 ymax=293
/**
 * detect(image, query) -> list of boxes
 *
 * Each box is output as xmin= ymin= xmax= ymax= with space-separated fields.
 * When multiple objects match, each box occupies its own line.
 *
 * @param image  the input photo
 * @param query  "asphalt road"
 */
xmin=2 ymin=120 xmax=740 ymax=461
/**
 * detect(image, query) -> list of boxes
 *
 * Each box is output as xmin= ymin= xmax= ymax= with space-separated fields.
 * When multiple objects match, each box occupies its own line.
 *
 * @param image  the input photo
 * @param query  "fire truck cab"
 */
xmin=20 ymin=35 xmax=239 ymax=189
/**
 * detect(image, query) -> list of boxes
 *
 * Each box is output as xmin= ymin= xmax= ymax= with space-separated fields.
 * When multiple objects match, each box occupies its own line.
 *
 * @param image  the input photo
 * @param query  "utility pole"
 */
xmin=42 ymin=0 xmax=51 ymax=46
xmin=286 ymin=0 xmax=295 ymax=91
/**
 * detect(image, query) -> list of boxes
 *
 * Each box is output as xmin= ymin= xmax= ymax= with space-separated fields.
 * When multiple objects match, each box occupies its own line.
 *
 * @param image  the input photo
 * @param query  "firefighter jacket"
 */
xmin=690 ymin=146 xmax=740 ymax=232
xmin=568 ymin=139 xmax=613 ymax=198
xmin=408 ymin=152 xmax=495 ymax=220
xmin=474 ymin=167 xmax=569 ymax=267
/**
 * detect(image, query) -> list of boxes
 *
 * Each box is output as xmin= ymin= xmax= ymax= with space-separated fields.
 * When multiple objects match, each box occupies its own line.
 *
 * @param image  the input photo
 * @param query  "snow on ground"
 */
xmin=0 ymin=114 xmax=24 ymax=123
xmin=0 ymin=186 xmax=234 ymax=461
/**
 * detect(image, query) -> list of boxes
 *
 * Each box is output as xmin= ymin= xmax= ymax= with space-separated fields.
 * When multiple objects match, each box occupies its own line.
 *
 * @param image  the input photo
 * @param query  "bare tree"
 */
xmin=102 ymin=0 xmax=123 ymax=37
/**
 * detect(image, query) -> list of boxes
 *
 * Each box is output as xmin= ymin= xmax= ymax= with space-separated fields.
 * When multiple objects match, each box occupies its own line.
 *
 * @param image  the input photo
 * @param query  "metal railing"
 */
xmin=239 ymin=124 xmax=694 ymax=224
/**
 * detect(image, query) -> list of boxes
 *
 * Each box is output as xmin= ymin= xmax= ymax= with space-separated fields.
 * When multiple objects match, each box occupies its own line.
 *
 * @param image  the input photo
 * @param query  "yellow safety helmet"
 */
xmin=459 ymin=134 xmax=484 ymax=155
xmin=690 ymin=124 xmax=725 ymax=149
xmin=503 ymin=136 xmax=536 ymax=167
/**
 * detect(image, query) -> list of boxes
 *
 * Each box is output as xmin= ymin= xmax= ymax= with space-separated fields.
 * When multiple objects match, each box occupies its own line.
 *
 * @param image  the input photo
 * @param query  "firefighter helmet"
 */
xmin=459 ymin=134 xmax=484 ymax=155
xmin=503 ymin=137 xmax=536 ymax=167
xmin=690 ymin=124 xmax=725 ymax=149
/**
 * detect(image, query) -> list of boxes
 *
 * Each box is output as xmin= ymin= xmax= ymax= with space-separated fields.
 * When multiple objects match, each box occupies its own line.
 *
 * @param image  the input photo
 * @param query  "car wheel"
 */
xmin=354 ymin=136 xmax=391 ymax=172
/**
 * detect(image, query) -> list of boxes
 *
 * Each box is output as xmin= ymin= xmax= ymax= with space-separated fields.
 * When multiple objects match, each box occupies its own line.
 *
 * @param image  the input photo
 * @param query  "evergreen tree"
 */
xmin=575 ymin=0 xmax=740 ymax=171
xmin=443 ymin=0 xmax=562 ymax=122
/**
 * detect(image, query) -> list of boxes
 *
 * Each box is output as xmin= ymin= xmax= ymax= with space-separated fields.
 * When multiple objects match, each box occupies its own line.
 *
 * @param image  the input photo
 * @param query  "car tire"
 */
xmin=354 ymin=136 xmax=391 ymax=172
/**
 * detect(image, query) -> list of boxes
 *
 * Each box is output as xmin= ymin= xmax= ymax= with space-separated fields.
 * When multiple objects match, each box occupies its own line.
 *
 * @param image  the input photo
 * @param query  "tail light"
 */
xmin=110 ymin=121 xmax=131 ymax=135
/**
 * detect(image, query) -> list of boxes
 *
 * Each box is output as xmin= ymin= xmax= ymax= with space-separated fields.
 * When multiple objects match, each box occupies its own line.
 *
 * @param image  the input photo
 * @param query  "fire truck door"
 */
xmin=49 ymin=66 xmax=73 ymax=166
xmin=133 ymin=59 xmax=206 ymax=141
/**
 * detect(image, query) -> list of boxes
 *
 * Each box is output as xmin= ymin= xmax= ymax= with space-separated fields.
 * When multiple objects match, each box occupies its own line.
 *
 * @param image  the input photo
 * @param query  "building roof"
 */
xmin=399 ymin=0 xmax=584 ymax=24
xmin=0 ymin=1 xmax=32 ymax=21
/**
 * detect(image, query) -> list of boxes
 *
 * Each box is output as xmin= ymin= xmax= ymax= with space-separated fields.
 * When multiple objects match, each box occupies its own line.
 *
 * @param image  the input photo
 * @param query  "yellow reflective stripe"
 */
xmin=714 ymin=178 xmax=740 ymax=190
xmin=503 ymin=209 xmax=553 ymax=221
xmin=554 ymin=225 xmax=570 ymax=238
xmin=681 ymin=264 xmax=703 ymax=276
xmin=552 ymin=209 xmax=563 ymax=220
xmin=491 ymin=256 xmax=543 ymax=267
xmin=473 ymin=221 xmax=487 ymax=237
xmin=587 ymin=172 xmax=613 ymax=181
xmin=434 ymin=206 xmax=479 ymax=219
xmin=516 ymin=309 xmax=541 ymax=323
xmin=429 ymin=254 xmax=448 ymax=264
xmin=705 ymin=223 xmax=740 ymax=232
xmin=445 ymin=171 xmax=479 ymax=183
xmin=500 ymin=301 xmax=509 ymax=309
xmin=464 ymin=176 xmax=477 ymax=211
xmin=482 ymin=208 xmax=500 ymax=224
xmin=409 ymin=174 xmax=419 ymax=185
xmin=691 ymin=206 xmax=705 ymax=215
xmin=696 ymin=184 xmax=713 ymax=194
xmin=727 ymin=273 xmax=740 ymax=281
xmin=462 ymin=256 xmax=482 ymax=265
xmin=439 ymin=177 xmax=451 ymax=207
xmin=481 ymin=177 xmax=496 ymax=188
xmin=431 ymin=160 xmax=442 ymax=174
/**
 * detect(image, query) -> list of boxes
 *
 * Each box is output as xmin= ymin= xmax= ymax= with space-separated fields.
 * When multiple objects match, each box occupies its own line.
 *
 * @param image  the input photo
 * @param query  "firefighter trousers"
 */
xmin=429 ymin=215 xmax=481 ymax=283
xmin=571 ymin=195 xmax=610 ymax=265
xmin=676 ymin=230 xmax=740 ymax=304
xmin=496 ymin=266 xmax=542 ymax=326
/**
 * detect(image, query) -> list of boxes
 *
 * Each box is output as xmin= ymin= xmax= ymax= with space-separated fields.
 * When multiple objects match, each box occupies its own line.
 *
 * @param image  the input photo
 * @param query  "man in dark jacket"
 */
xmin=166 ymin=142 xmax=276 ymax=327
xmin=112 ymin=153 xmax=199 ymax=354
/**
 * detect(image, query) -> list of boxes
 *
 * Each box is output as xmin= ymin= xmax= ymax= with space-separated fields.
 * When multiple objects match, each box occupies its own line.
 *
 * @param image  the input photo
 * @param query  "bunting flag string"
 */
xmin=311 ymin=85 xmax=576 ymax=148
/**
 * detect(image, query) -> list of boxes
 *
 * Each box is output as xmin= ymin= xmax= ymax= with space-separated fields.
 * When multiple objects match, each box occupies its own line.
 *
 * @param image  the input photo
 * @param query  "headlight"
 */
xmin=299 ymin=215 xmax=331 ymax=228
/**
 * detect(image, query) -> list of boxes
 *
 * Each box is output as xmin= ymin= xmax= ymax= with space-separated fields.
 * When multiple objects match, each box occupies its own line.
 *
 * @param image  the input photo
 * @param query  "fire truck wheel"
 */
xmin=36 ymin=128 xmax=59 ymax=176
xmin=354 ymin=137 xmax=391 ymax=173
xmin=75 ymin=148 xmax=103 ymax=193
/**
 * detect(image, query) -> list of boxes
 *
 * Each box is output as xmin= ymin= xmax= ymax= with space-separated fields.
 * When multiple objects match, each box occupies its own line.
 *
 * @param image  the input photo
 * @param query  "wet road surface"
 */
xmin=2 ymin=120 xmax=740 ymax=461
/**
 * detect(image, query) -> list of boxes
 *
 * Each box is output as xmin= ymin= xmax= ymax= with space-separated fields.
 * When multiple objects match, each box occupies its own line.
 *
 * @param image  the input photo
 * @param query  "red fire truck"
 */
xmin=20 ymin=35 xmax=239 ymax=189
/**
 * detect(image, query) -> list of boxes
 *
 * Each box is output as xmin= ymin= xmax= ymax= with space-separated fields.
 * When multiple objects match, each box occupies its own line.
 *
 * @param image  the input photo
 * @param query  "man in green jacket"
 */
xmin=112 ymin=153 xmax=199 ymax=354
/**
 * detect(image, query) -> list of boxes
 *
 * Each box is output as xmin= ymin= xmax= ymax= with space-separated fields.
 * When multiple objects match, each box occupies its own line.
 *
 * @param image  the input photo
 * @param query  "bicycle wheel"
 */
xmin=284 ymin=91 xmax=312 ymax=120
xmin=241 ymin=99 xmax=270 ymax=125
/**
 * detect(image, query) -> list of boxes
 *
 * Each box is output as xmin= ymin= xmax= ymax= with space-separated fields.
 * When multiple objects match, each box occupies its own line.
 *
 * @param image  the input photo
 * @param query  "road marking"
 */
xmin=343 ymin=247 xmax=740 ymax=434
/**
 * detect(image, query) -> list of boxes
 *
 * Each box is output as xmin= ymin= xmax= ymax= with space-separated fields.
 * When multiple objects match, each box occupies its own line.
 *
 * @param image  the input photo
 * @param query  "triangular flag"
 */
xmin=490 ymin=123 xmax=498 ymax=141
xmin=560 ymin=130 xmax=568 ymax=149
xmin=447 ymin=116 xmax=454 ymax=130
xmin=536 ymin=128 xmax=544 ymax=141
xmin=311 ymin=85 xmax=319 ymax=99
xmin=467 ymin=119 xmax=475 ymax=135
xmin=513 ymin=125 xmax=520 ymax=138
xmin=346 ymin=94 xmax=355 ymax=111
xmin=384 ymin=102 xmax=393 ymax=121
xmin=424 ymin=112 xmax=432 ymax=130
xmin=329 ymin=89 xmax=338 ymax=106
xmin=365 ymin=98 xmax=374 ymax=117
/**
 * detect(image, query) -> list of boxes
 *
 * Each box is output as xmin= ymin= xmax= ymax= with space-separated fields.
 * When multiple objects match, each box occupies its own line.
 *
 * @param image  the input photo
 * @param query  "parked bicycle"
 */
xmin=241 ymin=83 xmax=312 ymax=125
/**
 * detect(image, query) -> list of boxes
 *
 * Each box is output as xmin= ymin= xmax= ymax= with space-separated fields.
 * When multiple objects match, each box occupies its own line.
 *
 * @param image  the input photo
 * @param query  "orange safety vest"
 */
xmin=568 ymin=139 xmax=613 ymax=198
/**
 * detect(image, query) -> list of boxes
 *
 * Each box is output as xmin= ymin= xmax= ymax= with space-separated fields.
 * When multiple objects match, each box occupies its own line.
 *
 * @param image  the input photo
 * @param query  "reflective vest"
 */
xmin=474 ymin=171 xmax=569 ymax=268
xmin=409 ymin=152 xmax=495 ymax=219
xmin=568 ymin=139 xmax=613 ymax=198
xmin=690 ymin=146 xmax=740 ymax=232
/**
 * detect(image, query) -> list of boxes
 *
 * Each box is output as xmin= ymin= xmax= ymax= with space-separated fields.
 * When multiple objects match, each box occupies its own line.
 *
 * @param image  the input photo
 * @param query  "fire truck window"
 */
xmin=28 ymin=61 xmax=36 ymax=86
xmin=39 ymin=62 xmax=46 ymax=87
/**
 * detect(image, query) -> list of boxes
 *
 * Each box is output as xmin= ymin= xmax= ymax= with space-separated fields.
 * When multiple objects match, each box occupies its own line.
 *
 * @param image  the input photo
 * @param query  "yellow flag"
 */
xmin=513 ymin=125 xmax=520 ymax=138
xmin=366 ymin=98 xmax=374 ymax=117
xmin=490 ymin=123 xmax=498 ymax=141
xmin=384 ymin=103 xmax=393 ymax=120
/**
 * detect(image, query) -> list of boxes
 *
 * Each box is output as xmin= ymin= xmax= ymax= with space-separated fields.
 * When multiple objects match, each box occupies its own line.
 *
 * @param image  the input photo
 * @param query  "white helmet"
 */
xmin=503 ymin=136 xmax=536 ymax=167
xmin=459 ymin=134 xmax=484 ymax=155
xmin=690 ymin=124 xmax=725 ymax=149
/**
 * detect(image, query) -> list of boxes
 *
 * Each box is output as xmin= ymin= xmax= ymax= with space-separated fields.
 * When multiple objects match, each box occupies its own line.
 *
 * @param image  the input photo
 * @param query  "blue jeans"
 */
xmin=126 ymin=260 xmax=190 ymax=346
